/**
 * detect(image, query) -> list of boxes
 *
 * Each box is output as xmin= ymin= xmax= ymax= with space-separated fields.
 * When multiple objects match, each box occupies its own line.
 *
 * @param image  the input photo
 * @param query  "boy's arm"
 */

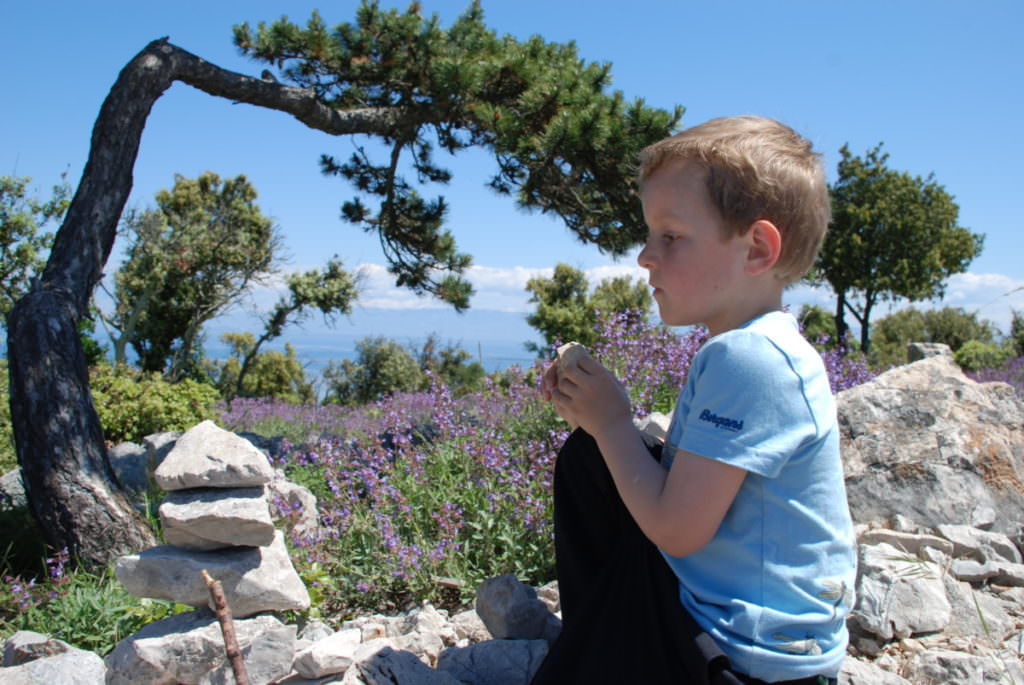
xmin=552 ymin=355 xmax=746 ymax=558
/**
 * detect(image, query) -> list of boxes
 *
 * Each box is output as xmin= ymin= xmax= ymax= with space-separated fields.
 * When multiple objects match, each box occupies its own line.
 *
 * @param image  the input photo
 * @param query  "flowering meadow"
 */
xmin=218 ymin=312 xmax=712 ymax=616
xmin=218 ymin=311 xmax=880 ymax=617
xmin=968 ymin=356 xmax=1024 ymax=398
xmin=6 ymin=310 xmax=1024 ymax=651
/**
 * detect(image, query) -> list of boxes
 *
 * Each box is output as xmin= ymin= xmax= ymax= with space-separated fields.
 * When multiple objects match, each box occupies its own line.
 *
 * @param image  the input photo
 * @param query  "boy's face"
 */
xmin=637 ymin=162 xmax=753 ymax=335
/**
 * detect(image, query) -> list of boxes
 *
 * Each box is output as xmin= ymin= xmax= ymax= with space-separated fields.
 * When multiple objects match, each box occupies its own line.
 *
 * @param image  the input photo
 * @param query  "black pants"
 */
xmin=530 ymin=429 xmax=836 ymax=685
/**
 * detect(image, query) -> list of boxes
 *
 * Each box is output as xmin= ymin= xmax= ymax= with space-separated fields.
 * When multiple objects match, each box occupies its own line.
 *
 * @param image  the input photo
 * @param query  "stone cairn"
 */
xmin=114 ymin=419 xmax=311 ymax=624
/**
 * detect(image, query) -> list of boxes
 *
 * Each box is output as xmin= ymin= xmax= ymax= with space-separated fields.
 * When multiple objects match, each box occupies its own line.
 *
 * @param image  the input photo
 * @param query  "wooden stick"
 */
xmin=201 ymin=569 xmax=251 ymax=685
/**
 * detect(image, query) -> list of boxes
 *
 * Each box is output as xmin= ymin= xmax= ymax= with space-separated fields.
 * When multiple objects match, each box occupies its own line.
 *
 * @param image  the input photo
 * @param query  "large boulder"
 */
xmin=838 ymin=355 xmax=1024 ymax=534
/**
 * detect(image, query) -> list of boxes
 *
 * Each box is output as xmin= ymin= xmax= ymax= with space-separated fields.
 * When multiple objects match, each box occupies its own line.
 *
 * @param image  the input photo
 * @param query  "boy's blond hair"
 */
xmin=638 ymin=116 xmax=830 ymax=283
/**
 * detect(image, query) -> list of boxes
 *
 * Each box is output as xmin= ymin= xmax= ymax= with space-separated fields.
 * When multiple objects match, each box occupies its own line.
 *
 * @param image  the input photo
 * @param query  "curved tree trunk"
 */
xmin=7 ymin=38 xmax=408 ymax=566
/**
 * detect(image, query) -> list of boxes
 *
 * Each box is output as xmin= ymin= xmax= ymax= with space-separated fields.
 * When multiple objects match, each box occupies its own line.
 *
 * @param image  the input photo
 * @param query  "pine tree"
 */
xmin=7 ymin=1 xmax=681 ymax=565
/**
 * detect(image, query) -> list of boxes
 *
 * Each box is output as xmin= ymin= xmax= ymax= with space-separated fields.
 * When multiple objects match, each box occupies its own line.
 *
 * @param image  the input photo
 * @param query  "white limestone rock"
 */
xmin=942 ymin=574 xmax=1017 ymax=642
xmin=159 ymin=486 xmax=275 ymax=550
xmin=857 ymin=528 xmax=954 ymax=559
xmin=853 ymin=542 xmax=951 ymax=640
xmin=292 ymin=628 xmax=361 ymax=679
xmin=115 ymin=530 xmax=310 ymax=617
xmin=838 ymin=355 xmax=1024 ymax=535
xmin=0 ymin=644 xmax=106 ymax=684
xmin=937 ymin=523 xmax=1023 ymax=564
xmin=839 ymin=657 xmax=911 ymax=684
xmin=104 ymin=610 xmax=292 ymax=685
xmin=268 ymin=468 xmax=321 ymax=539
xmin=903 ymin=648 xmax=1023 ymax=684
xmin=2 ymin=631 xmax=69 ymax=667
xmin=451 ymin=609 xmax=491 ymax=643
xmin=153 ymin=420 xmax=273 ymax=490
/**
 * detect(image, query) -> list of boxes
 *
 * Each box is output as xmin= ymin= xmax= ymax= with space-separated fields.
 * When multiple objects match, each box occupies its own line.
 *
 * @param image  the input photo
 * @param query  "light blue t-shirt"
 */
xmin=659 ymin=311 xmax=856 ymax=682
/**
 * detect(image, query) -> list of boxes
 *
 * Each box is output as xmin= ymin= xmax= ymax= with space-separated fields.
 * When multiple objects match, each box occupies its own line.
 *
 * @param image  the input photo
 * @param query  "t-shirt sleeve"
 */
xmin=676 ymin=330 xmax=818 ymax=478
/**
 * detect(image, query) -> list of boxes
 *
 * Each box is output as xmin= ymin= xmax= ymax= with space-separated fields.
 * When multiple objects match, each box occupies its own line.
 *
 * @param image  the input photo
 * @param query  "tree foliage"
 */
xmin=105 ymin=172 xmax=279 ymax=379
xmin=6 ymin=2 xmax=682 ymax=566
xmin=233 ymin=1 xmax=681 ymax=309
xmin=413 ymin=333 xmax=485 ymax=393
xmin=0 ymin=175 xmax=69 ymax=325
xmin=796 ymin=304 xmax=841 ymax=348
xmin=209 ymin=333 xmax=315 ymax=405
xmin=323 ymin=336 xmax=424 ymax=405
xmin=1011 ymin=310 xmax=1024 ymax=358
xmin=870 ymin=306 xmax=998 ymax=368
xmin=525 ymin=263 xmax=652 ymax=355
xmin=224 ymin=258 xmax=358 ymax=401
xmin=954 ymin=339 xmax=1011 ymax=372
xmin=815 ymin=144 xmax=983 ymax=354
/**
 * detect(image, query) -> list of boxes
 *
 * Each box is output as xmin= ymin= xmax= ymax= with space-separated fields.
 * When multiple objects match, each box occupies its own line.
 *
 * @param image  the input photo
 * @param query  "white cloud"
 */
xmin=338 ymin=262 xmax=652 ymax=313
xmin=208 ymin=262 xmax=1024 ymax=335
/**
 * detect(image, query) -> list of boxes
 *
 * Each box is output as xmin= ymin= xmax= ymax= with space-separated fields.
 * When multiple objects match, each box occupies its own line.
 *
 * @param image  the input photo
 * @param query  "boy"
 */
xmin=533 ymin=116 xmax=856 ymax=684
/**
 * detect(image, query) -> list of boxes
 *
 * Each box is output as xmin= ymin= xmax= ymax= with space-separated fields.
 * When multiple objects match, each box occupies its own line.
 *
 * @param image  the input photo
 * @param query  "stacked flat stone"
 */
xmin=115 ymin=420 xmax=310 ymax=618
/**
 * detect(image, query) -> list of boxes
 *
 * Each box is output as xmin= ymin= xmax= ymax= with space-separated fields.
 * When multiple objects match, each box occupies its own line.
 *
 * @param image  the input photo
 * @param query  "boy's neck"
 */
xmin=706 ymin=281 xmax=784 ymax=338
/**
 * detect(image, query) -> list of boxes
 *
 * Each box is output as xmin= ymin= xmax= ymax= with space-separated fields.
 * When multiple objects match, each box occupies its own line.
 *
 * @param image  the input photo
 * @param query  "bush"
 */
xmin=209 ymin=333 xmax=315 ymax=404
xmin=968 ymin=356 xmax=1024 ymax=397
xmin=870 ymin=306 xmax=997 ymax=368
xmin=89 ymin=363 xmax=220 ymax=444
xmin=954 ymin=340 xmax=1011 ymax=372
xmin=322 ymin=337 xmax=424 ymax=405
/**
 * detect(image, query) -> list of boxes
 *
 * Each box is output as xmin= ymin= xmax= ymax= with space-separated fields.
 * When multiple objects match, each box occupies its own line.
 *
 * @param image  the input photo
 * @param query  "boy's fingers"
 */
xmin=575 ymin=354 xmax=603 ymax=375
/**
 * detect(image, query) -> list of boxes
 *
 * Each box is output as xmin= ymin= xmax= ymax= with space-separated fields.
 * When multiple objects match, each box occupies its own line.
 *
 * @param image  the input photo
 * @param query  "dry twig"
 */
xmin=201 ymin=569 xmax=251 ymax=685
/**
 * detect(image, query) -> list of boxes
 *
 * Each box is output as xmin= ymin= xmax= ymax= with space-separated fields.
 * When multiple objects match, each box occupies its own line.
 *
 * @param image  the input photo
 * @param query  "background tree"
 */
xmin=0 ymin=175 xmax=69 ymax=325
xmin=413 ymin=333 xmax=485 ymax=394
xmin=870 ymin=306 xmax=998 ymax=368
xmin=1010 ymin=310 xmax=1024 ymax=358
xmin=103 ymin=172 xmax=280 ymax=380
xmin=6 ymin=1 xmax=680 ymax=566
xmin=525 ymin=263 xmax=651 ymax=354
xmin=224 ymin=258 xmax=358 ymax=401
xmin=796 ymin=304 xmax=840 ymax=347
xmin=323 ymin=336 xmax=424 ymax=405
xmin=209 ymin=333 xmax=315 ymax=404
xmin=814 ymin=143 xmax=983 ymax=354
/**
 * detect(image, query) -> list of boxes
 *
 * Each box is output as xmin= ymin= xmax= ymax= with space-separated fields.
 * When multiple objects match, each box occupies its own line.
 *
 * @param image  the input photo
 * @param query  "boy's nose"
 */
xmin=637 ymin=242 xmax=655 ymax=270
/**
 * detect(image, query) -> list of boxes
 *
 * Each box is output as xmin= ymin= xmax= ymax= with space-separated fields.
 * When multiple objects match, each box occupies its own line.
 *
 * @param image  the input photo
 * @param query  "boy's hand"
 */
xmin=551 ymin=355 xmax=633 ymax=440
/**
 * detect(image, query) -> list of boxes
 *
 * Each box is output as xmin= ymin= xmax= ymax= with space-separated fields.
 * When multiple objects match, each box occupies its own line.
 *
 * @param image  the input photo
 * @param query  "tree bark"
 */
xmin=6 ymin=38 xmax=411 ymax=566
xmin=834 ymin=291 xmax=849 ymax=350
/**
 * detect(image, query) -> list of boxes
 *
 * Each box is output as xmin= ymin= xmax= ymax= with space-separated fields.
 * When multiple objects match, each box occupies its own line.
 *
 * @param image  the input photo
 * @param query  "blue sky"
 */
xmin=3 ymin=1 xmax=1022 ymax=367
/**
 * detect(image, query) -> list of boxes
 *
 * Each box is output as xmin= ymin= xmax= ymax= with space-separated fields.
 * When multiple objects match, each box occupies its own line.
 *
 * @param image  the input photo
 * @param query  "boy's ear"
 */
xmin=744 ymin=219 xmax=782 ymax=276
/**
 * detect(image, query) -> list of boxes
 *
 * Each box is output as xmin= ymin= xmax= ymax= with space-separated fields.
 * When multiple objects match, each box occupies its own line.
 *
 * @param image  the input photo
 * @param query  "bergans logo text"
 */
xmin=699 ymin=409 xmax=744 ymax=432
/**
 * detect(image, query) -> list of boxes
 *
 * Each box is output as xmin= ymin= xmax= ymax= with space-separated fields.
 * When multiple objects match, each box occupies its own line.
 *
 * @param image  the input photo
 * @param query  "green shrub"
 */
xmin=89 ymin=363 xmax=220 ymax=444
xmin=954 ymin=340 xmax=1011 ymax=372
xmin=323 ymin=337 xmax=424 ymax=405
xmin=870 ymin=307 xmax=998 ymax=368
xmin=207 ymin=332 xmax=315 ymax=404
